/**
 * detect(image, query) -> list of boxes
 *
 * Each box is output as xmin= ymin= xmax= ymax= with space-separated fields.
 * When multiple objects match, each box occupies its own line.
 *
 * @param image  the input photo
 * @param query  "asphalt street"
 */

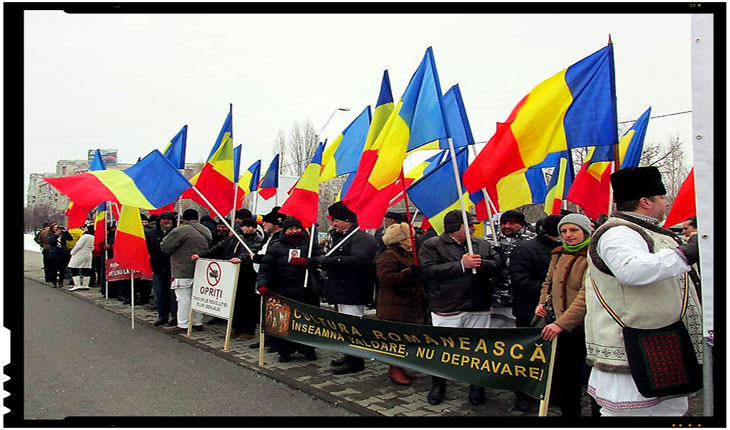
xmin=23 ymin=275 xmax=355 ymax=419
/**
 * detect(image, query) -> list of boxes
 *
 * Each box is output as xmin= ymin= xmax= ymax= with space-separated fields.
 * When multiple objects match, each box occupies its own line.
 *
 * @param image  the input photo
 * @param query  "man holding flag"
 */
xmin=161 ymin=209 xmax=212 ymax=333
xmin=418 ymin=210 xmax=503 ymax=406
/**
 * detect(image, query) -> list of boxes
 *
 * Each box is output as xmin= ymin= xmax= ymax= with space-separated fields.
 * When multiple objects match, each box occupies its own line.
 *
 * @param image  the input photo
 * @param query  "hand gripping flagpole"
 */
xmin=468 ymin=144 xmax=500 ymax=244
xmin=191 ymin=186 xmax=254 ymax=255
xmin=447 ymin=139 xmax=477 ymax=274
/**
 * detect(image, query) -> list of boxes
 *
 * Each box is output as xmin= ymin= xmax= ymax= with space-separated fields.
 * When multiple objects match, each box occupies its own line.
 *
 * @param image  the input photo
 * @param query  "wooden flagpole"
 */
xmin=258 ymin=296 xmax=265 ymax=366
xmin=538 ymin=338 xmax=559 ymax=416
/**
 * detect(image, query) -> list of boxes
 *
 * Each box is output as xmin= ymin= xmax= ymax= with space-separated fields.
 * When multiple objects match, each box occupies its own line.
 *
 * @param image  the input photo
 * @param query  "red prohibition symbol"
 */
xmin=206 ymin=261 xmax=222 ymax=287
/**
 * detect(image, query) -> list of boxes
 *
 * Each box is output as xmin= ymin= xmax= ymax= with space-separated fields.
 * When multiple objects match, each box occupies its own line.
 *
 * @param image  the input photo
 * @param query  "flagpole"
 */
xmin=324 ymin=226 xmax=360 ymax=257
xmin=130 ymin=270 xmax=135 ymax=330
xmin=302 ymin=226 xmax=316 ymax=289
xmin=398 ymin=169 xmax=419 ymax=265
xmin=258 ymin=296 xmax=265 ymax=366
xmin=252 ymin=191 xmax=259 ymax=217
xmin=104 ymin=201 xmax=110 ymax=301
xmin=446 ymin=139 xmax=477 ymax=274
xmin=191 ymin=186 xmax=254 ymax=255
xmin=231 ymin=183 xmax=238 ymax=227
xmin=607 ymin=163 xmax=614 ymax=215
xmin=412 ymin=208 xmax=419 ymax=224
xmin=176 ymin=196 xmax=182 ymax=226
xmin=468 ymin=144 xmax=499 ymax=244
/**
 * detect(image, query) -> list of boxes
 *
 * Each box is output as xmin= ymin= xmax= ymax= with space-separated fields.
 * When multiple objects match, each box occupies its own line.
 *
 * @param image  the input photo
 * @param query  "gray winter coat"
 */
xmin=160 ymin=221 xmax=212 ymax=278
xmin=418 ymin=233 xmax=503 ymax=313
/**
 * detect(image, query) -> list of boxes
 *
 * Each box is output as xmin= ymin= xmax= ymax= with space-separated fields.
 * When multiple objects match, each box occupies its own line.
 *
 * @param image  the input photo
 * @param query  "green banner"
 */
xmin=264 ymin=294 xmax=555 ymax=399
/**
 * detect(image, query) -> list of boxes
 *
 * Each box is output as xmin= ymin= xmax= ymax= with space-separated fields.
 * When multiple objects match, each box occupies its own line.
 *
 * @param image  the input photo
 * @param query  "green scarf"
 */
xmin=563 ymin=236 xmax=591 ymax=253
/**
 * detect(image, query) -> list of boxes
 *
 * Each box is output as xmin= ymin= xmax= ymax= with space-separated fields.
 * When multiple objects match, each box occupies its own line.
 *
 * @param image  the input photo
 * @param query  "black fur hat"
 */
xmin=327 ymin=202 xmax=357 ymax=223
xmin=610 ymin=166 xmax=667 ymax=202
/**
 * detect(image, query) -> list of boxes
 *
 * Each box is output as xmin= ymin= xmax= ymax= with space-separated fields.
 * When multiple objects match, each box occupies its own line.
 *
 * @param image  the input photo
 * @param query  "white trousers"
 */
xmin=338 ymin=304 xmax=365 ymax=317
xmin=431 ymin=311 xmax=491 ymax=328
xmin=588 ymin=368 xmax=689 ymax=416
xmin=488 ymin=306 xmax=515 ymax=328
xmin=174 ymin=287 xmax=203 ymax=328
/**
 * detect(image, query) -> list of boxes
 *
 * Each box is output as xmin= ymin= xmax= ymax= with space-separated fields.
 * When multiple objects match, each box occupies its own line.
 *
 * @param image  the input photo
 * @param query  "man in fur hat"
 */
xmin=309 ymin=201 xmax=378 ymax=375
xmin=585 ymin=166 xmax=702 ymax=416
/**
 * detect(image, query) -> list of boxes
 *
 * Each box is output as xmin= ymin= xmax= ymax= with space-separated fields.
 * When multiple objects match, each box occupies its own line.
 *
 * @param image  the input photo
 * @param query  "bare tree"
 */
xmin=639 ymin=134 xmax=690 ymax=202
xmin=275 ymin=120 xmax=318 ymax=176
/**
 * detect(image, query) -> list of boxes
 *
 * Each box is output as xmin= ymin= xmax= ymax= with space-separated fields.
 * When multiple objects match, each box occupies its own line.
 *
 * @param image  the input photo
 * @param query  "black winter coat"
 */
xmin=145 ymin=220 xmax=178 ymax=274
xmin=418 ymin=233 xmax=503 ymax=313
xmin=315 ymin=225 xmax=378 ymax=305
xmin=202 ymin=230 xmax=263 ymax=292
xmin=46 ymin=231 xmax=73 ymax=261
xmin=257 ymin=234 xmax=323 ymax=305
xmin=509 ymin=234 xmax=561 ymax=321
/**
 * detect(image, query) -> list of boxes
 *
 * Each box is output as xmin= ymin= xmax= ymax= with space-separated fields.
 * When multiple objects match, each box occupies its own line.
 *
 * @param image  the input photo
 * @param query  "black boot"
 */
xmin=427 ymin=377 xmax=446 ymax=405
xmin=468 ymin=385 xmax=486 ymax=406
xmin=330 ymin=355 xmax=349 ymax=367
xmin=333 ymin=356 xmax=365 ymax=375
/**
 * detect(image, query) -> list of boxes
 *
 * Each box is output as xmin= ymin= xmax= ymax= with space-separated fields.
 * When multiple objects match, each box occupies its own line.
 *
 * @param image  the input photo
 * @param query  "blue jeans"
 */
xmin=153 ymin=272 xmax=177 ymax=322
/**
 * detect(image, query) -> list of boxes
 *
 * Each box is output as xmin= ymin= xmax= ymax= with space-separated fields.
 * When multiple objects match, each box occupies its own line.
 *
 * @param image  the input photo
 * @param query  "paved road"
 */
xmin=23 ymin=275 xmax=355 ymax=419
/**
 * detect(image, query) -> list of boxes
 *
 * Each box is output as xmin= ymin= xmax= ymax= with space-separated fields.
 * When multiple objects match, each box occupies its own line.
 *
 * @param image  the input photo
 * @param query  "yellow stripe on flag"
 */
xmin=118 ymin=205 xmax=146 ymax=239
xmin=495 ymin=170 xmax=533 ymax=212
xmin=91 ymin=171 xmax=154 ymax=208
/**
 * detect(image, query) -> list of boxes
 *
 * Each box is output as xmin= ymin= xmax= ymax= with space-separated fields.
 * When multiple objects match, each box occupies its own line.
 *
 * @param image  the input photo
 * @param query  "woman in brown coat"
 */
xmin=376 ymin=222 xmax=423 ymax=386
xmin=534 ymin=213 xmax=592 ymax=416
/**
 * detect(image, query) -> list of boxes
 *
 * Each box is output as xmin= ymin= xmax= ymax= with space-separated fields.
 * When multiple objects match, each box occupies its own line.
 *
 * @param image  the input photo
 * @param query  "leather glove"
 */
xmin=410 ymin=264 xmax=421 ymax=278
xmin=676 ymin=237 xmax=699 ymax=266
xmin=289 ymin=257 xmax=308 ymax=266
xmin=309 ymin=256 xmax=326 ymax=268
xmin=256 ymin=286 xmax=269 ymax=296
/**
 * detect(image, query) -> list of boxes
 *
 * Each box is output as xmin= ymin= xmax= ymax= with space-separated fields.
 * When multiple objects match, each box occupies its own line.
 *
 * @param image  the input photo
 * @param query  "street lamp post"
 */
xmin=317 ymin=107 xmax=351 ymax=140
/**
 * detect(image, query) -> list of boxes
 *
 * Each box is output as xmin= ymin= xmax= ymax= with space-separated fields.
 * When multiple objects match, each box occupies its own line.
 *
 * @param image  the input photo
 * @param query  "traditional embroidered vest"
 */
xmin=585 ymin=212 xmax=703 ymax=373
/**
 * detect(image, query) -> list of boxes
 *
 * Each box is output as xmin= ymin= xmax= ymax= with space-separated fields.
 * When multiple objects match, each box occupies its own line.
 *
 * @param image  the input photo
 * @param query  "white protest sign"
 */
xmin=191 ymin=258 xmax=240 ymax=320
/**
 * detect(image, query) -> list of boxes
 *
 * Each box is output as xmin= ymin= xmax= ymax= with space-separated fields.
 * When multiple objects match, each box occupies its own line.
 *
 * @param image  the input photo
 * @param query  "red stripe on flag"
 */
xmin=463 ymin=96 xmax=530 ymax=193
xmin=353 ymin=182 xmax=400 ymax=229
xmin=279 ymin=188 xmax=319 ymax=228
xmin=342 ymin=149 xmax=379 ymax=211
xmin=182 ymin=163 xmax=234 ymax=216
xmin=113 ymin=231 xmax=152 ymax=275
xmin=663 ymin=169 xmax=696 ymax=228
xmin=149 ymin=202 xmax=175 ymax=216
xmin=258 ymin=187 xmax=277 ymax=200
xmin=566 ymin=164 xmax=610 ymax=219
xmin=44 ymin=174 xmax=118 ymax=208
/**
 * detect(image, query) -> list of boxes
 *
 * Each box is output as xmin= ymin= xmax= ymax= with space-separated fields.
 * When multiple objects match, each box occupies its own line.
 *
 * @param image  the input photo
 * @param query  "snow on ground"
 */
xmin=25 ymin=233 xmax=40 ymax=253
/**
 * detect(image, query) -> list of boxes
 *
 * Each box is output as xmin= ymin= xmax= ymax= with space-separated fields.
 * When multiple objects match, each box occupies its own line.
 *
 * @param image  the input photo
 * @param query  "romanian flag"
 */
xmin=162 ymin=125 xmax=188 ymax=169
xmin=258 ymin=154 xmax=280 ymax=200
xmin=44 ymin=150 xmax=191 ymax=210
xmin=349 ymin=47 xmax=450 ymax=229
xmin=567 ymin=107 xmax=651 ymax=219
xmin=207 ymin=105 xmax=233 ymax=160
xmin=389 ymin=151 xmax=447 ymax=207
xmin=114 ymin=205 xmax=152 ymax=275
xmin=239 ymin=160 xmax=261 ymax=198
xmin=89 ymin=149 xmax=107 ymax=171
xmin=464 ymin=45 xmax=618 ymax=196
xmin=407 ymin=147 xmax=472 ymax=235
xmin=342 ymin=70 xmax=395 ymax=205
xmin=182 ymin=135 xmax=235 ymax=216
xmin=150 ymin=127 xmax=188 ymax=215
xmin=93 ymin=201 xmax=120 ymax=248
xmin=543 ymin=150 xmax=575 ymax=215
xmin=232 ymin=145 xmax=246 ymax=209
xmin=279 ymin=142 xmax=325 ymax=228
xmin=663 ymin=169 xmax=696 ymax=228
xmin=320 ymin=106 xmax=372 ymax=182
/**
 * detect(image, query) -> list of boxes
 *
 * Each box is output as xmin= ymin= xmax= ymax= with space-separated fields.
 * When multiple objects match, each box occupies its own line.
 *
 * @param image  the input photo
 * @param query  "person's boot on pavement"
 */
xmin=387 ymin=366 xmax=411 ymax=386
xmin=468 ymin=385 xmax=486 ymax=406
xmin=427 ymin=376 xmax=446 ymax=405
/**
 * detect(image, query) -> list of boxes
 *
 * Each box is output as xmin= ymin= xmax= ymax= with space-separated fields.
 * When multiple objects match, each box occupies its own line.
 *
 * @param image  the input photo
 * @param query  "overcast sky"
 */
xmin=23 ymin=10 xmax=696 ymax=203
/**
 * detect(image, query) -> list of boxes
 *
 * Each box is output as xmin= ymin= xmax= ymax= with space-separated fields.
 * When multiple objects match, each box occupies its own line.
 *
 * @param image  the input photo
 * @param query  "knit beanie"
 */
xmin=500 ymin=210 xmax=526 ymax=226
xmin=235 ymin=208 xmax=253 ymax=220
xmin=240 ymin=218 xmax=258 ymax=228
xmin=443 ymin=210 xmax=476 ymax=234
xmin=281 ymin=217 xmax=304 ymax=232
xmin=382 ymin=223 xmax=411 ymax=246
xmin=558 ymin=213 xmax=592 ymax=237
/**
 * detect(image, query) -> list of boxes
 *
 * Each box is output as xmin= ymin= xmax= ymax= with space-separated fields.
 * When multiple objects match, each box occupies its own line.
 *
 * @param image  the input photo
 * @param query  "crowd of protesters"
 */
xmin=32 ymin=166 xmax=702 ymax=417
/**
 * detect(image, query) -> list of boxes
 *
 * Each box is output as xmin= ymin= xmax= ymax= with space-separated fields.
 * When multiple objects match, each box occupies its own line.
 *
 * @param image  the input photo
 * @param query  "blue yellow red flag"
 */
xmin=320 ymin=107 xmax=372 ymax=182
xmin=115 ymin=205 xmax=153 ymax=275
xmin=279 ymin=143 xmax=325 ymax=228
xmin=162 ymin=125 xmax=188 ymax=170
xmin=258 ymin=155 xmax=280 ymax=200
